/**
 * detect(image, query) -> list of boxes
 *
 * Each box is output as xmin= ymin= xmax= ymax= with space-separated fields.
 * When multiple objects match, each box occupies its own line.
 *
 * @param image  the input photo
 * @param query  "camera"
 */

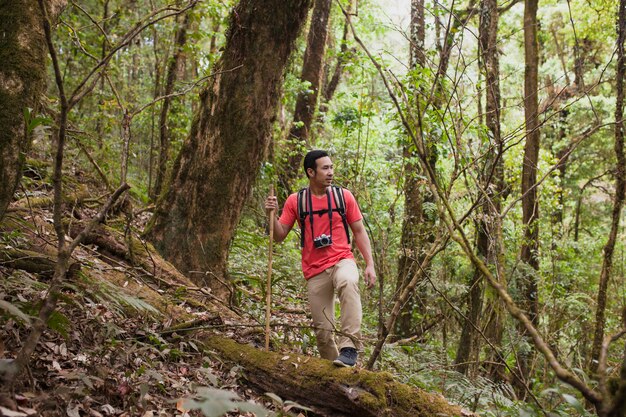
xmin=313 ymin=234 xmax=333 ymax=248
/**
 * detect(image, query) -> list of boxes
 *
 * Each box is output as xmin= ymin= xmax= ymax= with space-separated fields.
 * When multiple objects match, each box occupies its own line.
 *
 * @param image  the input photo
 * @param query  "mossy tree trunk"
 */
xmin=147 ymin=0 xmax=311 ymax=297
xmin=0 ymin=0 xmax=62 ymax=222
xmin=204 ymin=336 xmax=478 ymax=417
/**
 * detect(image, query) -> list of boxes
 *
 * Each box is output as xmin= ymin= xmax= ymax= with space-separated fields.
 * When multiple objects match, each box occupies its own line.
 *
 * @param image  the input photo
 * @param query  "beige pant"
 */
xmin=306 ymin=258 xmax=362 ymax=360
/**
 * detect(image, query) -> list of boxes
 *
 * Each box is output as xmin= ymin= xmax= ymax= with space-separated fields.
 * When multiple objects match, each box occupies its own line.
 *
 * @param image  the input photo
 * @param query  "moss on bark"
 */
xmin=147 ymin=0 xmax=312 ymax=298
xmin=0 ymin=1 xmax=49 ymax=221
xmin=203 ymin=336 xmax=477 ymax=417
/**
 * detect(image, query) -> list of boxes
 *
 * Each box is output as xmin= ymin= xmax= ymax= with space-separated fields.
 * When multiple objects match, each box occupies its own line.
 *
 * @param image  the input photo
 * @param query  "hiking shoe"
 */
xmin=333 ymin=347 xmax=358 ymax=367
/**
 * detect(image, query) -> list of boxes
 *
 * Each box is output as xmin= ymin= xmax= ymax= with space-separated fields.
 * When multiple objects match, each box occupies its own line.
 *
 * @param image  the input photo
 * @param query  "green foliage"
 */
xmin=23 ymin=0 xmax=626 ymax=414
xmin=23 ymin=107 xmax=52 ymax=135
xmin=46 ymin=310 xmax=72 ymax=339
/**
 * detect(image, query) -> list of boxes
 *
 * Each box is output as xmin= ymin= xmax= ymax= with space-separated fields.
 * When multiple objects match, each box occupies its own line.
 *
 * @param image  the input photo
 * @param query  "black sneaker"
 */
xmin=333 ymin=347 xmax=358 ymax=367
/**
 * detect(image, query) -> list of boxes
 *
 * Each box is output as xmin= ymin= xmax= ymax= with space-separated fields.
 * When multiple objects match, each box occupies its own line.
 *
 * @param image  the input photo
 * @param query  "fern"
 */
xmin=80 ymin=273 xmax=160 ymax=317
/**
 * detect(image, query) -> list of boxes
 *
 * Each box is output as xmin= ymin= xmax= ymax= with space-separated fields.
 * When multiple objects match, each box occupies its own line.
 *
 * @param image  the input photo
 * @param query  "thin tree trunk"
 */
xmin=455 ymin=0 xmax=504 ymax=378
xmin=591 ymin=0 xmax=626 ymax=372
xmin=481 ymin=0 xmax=506 ymax=381
xmin=147 ymin=0 xmax=311 ymax=298
xmin=94 ymin=0 xmax=109 ymax=150
xmin=394 ymin=0 xmax=429 ymax=339
xmin=281 ymin=0 xmax=332 ymax=192
xmin=517 ymin=0 xmax=540 ymax=397
xmin=148 ymin=23 xmax=162 ymax=198
xmin=551 ymin=110 xmax=569 ymax=233
xmin=152 ymin=13 xmax=191 ymax=201
xmin=322 ymin=0 xmax=353 ymax=104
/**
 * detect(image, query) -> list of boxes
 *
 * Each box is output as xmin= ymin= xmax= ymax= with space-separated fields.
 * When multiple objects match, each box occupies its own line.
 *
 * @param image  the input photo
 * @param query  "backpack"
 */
xmin=296 ymin=185 xmax=350 ymax=248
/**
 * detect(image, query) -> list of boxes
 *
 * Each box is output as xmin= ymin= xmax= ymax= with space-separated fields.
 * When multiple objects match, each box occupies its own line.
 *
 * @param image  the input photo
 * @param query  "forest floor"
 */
xmin=0 ymin=159 xmax=476 ymax=417
xmin=0 ymin=159 xmax=312 ymax=417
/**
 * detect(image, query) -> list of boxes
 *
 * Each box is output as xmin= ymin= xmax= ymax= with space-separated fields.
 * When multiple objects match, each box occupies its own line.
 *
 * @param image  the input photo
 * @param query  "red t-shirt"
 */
xmin=279 ymin=187 xmax=362 ymax=279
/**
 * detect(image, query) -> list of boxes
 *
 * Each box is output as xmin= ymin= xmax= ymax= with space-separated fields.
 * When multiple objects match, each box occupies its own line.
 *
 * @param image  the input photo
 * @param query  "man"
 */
xmin=265 ymin=150 xmax=376 ymax=367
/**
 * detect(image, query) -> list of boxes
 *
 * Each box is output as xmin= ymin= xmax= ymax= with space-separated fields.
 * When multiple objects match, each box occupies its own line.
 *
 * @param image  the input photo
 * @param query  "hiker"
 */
xmin=265 ymin=150 xmax=376 ymax=367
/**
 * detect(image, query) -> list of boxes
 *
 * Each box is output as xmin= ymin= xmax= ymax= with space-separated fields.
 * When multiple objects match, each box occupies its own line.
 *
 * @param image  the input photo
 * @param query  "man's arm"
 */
xmin=265 ymin=195 xmax=292 ymax=242
xmin=350 ymin=219 xmax=376 ymax=289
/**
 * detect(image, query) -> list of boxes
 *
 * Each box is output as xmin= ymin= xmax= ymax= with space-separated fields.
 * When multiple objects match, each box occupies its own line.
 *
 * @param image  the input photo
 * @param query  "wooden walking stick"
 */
xmin=265 ymin=185 xmax=275 ymax=351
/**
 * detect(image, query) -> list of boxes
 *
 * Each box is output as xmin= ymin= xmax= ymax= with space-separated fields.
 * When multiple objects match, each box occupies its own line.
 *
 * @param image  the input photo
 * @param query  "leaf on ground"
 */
xmin=0 ymin=407 xmax=27 ymax=417
xmin=0 ymin=300 xmax=31 ymax=325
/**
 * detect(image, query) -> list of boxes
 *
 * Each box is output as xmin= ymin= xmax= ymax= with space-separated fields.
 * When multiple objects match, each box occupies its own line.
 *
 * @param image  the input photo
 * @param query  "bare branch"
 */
xmin=68 ymin=1 xmax=199 ymax=110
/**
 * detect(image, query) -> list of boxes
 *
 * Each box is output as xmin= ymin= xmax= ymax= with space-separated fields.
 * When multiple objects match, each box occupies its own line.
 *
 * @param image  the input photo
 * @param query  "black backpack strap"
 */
xmin=297 ymin=188 xmax=308 ymax=248
xmin=331 ymin=186 xmax=350 ymax=244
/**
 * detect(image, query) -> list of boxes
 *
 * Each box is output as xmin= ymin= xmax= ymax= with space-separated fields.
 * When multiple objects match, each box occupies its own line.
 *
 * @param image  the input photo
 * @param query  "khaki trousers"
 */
xmin=306 ymin=258 xmax=362 ymax=360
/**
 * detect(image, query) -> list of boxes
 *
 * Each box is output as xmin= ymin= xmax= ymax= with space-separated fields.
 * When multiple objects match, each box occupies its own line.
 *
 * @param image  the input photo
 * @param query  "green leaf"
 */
xmin=562 ymin=393 xmax=586 ymax=414
xmin=47 ymin=310 xmax=71 ymax=338
xmin=264 ymin=392 xmax=283 ymax=405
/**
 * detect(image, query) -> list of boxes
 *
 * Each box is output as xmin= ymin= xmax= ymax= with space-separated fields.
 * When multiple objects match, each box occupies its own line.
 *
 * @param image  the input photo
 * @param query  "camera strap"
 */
xmin=306 ymin=187 xmax=333 ymax=246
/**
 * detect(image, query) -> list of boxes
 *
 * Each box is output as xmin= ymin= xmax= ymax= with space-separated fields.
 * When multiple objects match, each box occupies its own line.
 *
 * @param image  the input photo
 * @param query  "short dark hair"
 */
xmin=303 ymin=150 xmax=329 ymax=178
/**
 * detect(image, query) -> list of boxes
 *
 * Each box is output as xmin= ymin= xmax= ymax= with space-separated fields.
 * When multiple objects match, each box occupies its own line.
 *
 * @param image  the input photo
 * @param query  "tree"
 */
xmin=516 ymin=0 xmax=540 ymax=396
xmin=591 ymin=0 xmax=626 ymax=372
xmin=152 ymin=13 xmax=192 ymax=201
xmin=0 ymin=0 xmax=61 ymax=222
xmin=280 ymin=0 xmax=332 ymax=192
xmin=147 ymin=0 xmax=312 ymax=297
xmin=322 ymin=0 xmax=353 ymax=105
xmin=455 ymin=0 xmax=503 ymax=377
xmin=394 ymin=0 xmax=429 ymax=338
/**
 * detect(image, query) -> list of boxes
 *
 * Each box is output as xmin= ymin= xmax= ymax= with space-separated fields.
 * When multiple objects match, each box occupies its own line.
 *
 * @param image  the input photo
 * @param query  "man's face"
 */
xmin=309 ymin=156 xmax=334 ymax=186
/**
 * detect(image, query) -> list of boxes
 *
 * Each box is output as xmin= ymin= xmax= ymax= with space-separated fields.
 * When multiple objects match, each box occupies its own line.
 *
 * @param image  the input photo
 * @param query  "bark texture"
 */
xmin=204 ymin=336 xmax=477 ymax=417
xmin=591 ymin=0 xmax=626 ymax=371
xmin=394 ymin=0 xmax=430 ymax=338
xmin=517 ymin=0 xmax=540 ymax=396
xmin=152 ymin=13 xmax=191 ymax=201
xmin=147 ymin=0 xmax=311 ymax=296
xmin=282 ymin=0 xmax=332 ymax=191
xmin=0 ymin=1 xmax=49 ymax=222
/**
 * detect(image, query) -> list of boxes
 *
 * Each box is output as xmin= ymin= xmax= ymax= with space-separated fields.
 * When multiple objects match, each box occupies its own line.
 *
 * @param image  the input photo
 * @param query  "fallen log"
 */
xmin=67 ymin=222 xmax=189 ymax=284
xmin=0 ymin=247 xmax=80 ymax=278
xmin=203 ymin=336 xmax=477 ymax=417
xmin=9 ymin=186 xmax=91 ymax=211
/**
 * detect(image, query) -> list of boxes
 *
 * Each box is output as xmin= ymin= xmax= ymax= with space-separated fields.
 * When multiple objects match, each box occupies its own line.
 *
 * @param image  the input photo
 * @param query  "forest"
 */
xmin=1 ymin=0 xmax=626 ymax=416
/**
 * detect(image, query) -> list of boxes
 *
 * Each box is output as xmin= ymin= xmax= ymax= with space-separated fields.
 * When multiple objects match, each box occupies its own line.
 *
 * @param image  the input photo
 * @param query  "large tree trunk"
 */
xmin=394 ymin=0 xmax=430 ymax=339
xmin=146 ymin=0 xmax=311 ymax=297
xmin=152 ymin=13 xmax=191 ymax=201
xmin=205 ymin=336 xmax=477 ymax=417
xmin=591 ymin=0 xmax=626 ymax=372
xmin=0 ymin=1 xmax=55 ymax=222
xmin=517 ymin=0 xmax=540 ymax=397
xmin=281 ymin=0 xmax=332 ymax=192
